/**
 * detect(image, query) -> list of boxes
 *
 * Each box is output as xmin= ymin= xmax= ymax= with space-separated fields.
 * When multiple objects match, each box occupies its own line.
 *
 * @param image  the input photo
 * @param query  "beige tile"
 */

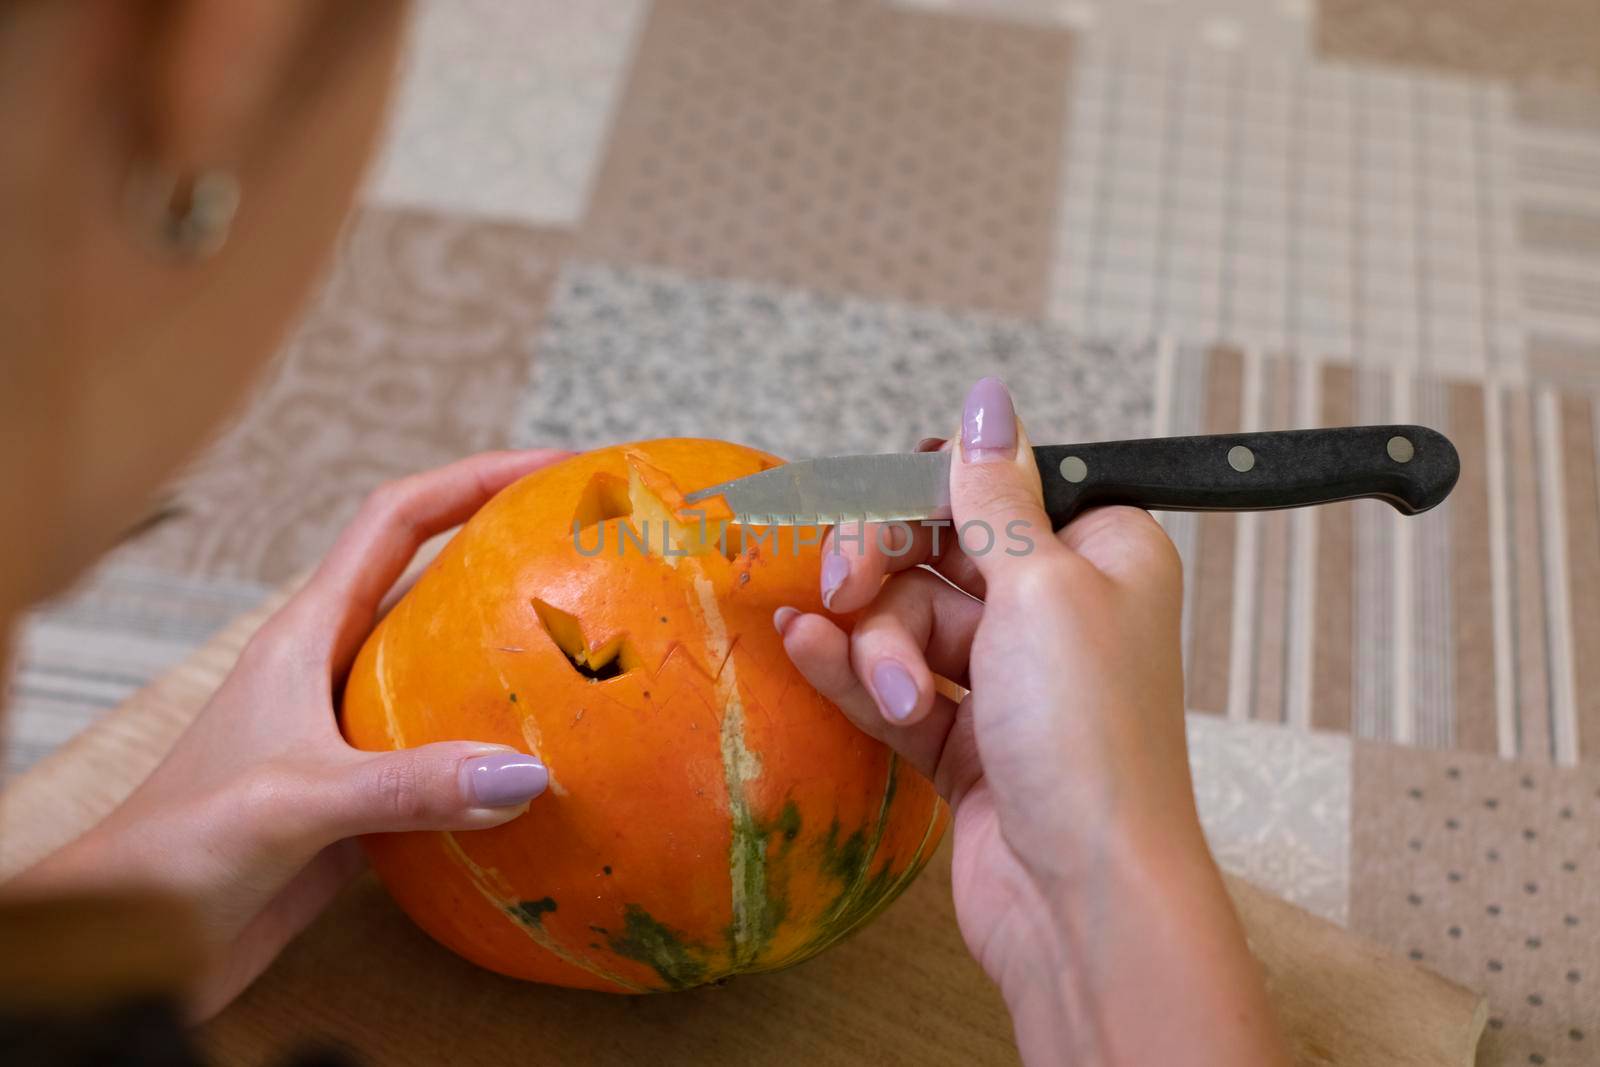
xmin=1187 ymin=346 xmax=1244 ymax=715
xmin=115 ymin=208 xmax=572 ymax=585
xmin=1558 ymin=395 xmax=1600 ymax=762
xmin=1313 ymin=365 xmax=1356 ymax=735
xmin=1503 ymin=388 xmax=1556 ymax=764
xmin=1516 ymin=86 xmax=1600 ymax=135
xmin=1448 ymin=381 xmax=1497 ymax=755
xmin=1318 ymin=0 xmax=1600 ymax=90
xmin=578 ymin=0 xmax=1073 ymax=316
xmin=1521 ymin=207 xmax=1600 ymax=261
xmin=1529 ymin=335 xmax=1600 ymax=388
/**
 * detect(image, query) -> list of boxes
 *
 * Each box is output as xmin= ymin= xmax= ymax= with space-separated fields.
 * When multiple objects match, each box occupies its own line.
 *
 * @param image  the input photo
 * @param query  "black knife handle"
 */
xmin=1031 ymin=425 xmax=1460 ymax=531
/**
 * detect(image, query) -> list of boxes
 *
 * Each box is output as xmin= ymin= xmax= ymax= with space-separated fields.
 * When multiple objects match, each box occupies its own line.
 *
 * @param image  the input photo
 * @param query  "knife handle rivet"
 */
xmin=1059 ymin=456 xmax=1088 ymax=484
xmin=1387 ymin=435 xmax=1415 ymax=463
xmin=1227 ymin=445 xmax=1255 ymax=473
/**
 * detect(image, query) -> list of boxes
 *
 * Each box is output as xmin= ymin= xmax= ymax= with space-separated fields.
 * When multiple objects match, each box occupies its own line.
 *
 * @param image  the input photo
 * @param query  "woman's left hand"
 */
xmin=9 ymin=449 xmax=572 ymax=1018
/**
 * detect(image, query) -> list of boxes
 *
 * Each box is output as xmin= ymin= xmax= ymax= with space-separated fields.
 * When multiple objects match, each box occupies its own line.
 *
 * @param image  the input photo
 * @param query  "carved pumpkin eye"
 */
xmin=531 ymin=597 xmax=639 ymax=683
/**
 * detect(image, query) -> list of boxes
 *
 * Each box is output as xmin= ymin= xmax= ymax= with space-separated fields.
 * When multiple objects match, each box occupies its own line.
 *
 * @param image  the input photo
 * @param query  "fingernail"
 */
xmin=871 ymin=661 xmax=920 ymax=723
xmin=961 ymin=376 xmax=1017 ymax=463
xmin=773 ymin=606 xmax=801 ymax=635
xmin=914 ymin=436 xmax=947 ymax=453
xmin=820 ymin=553 xmax=850 ymax=609
xmin=460 ymin=752 xmax=548 ymax=808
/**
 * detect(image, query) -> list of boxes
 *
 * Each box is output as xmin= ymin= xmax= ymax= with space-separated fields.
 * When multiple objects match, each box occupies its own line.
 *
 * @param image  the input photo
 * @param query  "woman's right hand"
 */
xmin=775 ymin=378 xmax=1288 ymax=1066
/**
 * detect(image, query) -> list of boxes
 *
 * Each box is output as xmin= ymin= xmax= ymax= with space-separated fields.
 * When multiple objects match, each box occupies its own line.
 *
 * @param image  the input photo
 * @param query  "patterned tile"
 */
xmin=577 ymin=0 xmax=1073 ymax=316
xmin=514 ymin=261 xmax=1157 ymax=457
xmin=368 ymin=0 xmax=647 ymax=224
xmin=1318 ymin=0 xmax=1600 ymax=91
xmin=1052 ymin=37 xmax=1524 ymax=376
xmin=1186 ymin=714 xmax=1352 ymax=923
xmin=115 ymin=208 xmax=572 ymax=585
xmin=1351 ymin=742 xmax=1600 ymax=1066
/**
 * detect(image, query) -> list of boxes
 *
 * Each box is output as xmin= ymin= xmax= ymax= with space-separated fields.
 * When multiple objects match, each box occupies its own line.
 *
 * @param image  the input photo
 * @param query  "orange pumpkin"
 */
xmin=341 ymin=439 xmax=949 ymax=992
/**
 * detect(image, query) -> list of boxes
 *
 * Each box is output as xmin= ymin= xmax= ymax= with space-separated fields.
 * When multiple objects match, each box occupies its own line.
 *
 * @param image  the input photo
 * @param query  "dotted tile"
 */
xmin=578 ymin=0 xmax=1074 ymax=316
xmin=1351 ymin=742 xmax=1600 ymax=1066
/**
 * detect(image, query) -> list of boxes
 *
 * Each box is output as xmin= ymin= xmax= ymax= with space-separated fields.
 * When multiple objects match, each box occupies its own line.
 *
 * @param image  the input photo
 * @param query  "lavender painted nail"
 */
xmin=961 ymin=376 xmax=1017 ymax=462
xmin=820 ymin=552 xmax=850 ymax=609
xmin=872 ymin=661 xmax=920 ymax=723
xmin=461 ymin=752 xmax=548 ymax=808
xmin=773 ymin=605 xmax=802 ymax=635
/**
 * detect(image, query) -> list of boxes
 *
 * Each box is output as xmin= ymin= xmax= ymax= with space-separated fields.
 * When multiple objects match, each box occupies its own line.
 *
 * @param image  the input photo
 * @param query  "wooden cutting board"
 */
xmin=0 ymin=588 xmax=1487 ymax=1065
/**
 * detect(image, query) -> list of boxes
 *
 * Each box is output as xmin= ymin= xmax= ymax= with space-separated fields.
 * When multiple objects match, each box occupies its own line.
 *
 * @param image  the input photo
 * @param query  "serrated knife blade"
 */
xmin=683 ymin=451 xmax=952 ymax=525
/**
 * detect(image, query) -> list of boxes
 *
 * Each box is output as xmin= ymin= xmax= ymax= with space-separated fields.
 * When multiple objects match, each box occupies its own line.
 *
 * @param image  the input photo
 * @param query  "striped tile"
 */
xmin=4 ymin=566 xmax=270 ymax=782
xmin=1510 ymin=87 xmax=1600 ymax=386
xmin=1162 ymin=346 xmax=1600 ymax=765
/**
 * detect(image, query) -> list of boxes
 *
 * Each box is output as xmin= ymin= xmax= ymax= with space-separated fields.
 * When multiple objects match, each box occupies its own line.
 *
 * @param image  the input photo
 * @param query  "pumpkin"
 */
xmin=341 ymin=439 xmax=950 ymax=992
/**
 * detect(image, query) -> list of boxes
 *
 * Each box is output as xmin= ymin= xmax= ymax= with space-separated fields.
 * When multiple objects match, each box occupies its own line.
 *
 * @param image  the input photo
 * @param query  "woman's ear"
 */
xmin=146 ymin=0 xmax=310 ymax=172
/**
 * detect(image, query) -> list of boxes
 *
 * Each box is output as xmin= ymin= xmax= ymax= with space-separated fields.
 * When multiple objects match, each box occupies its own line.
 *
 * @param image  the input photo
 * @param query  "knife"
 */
xmin=683 ymin=425 xmax=1460 ymax=530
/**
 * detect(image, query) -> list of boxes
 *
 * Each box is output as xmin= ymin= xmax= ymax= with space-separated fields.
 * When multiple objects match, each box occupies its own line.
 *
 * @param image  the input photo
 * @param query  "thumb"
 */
xmin=320 ymin=743 xmax=549 ymax=838
xmin=949 ymin=377 xmax=1062 ymax=585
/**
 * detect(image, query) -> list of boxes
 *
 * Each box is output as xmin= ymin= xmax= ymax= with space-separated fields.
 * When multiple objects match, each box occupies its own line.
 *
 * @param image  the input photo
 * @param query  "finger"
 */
xmin=281 ymin=449 xmax=573 ymax=673
xmin=315 ymin=742 xmax=550 ymax=839
xmin=775 ymin=607 xmax=959 ymax=785
xmin=848 ymin=568 xmax=982 ymax=702
xmin=1057 ymin=504 xmax=1183 ymax=600
xmin=820 ymin=520 xmax=933 ymax=613
xmin=946 ymin=377 xmax=1071 ymax=589
xmin=821 ymin=436 xmax=996 ymax=613
xmin=818 ymin=435 xmax=944 ymax=613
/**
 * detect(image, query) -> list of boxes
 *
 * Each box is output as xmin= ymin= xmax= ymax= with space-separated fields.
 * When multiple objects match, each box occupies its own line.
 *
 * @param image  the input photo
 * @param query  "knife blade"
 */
xmin=683 ymin=425 xmax=1460 ymax=531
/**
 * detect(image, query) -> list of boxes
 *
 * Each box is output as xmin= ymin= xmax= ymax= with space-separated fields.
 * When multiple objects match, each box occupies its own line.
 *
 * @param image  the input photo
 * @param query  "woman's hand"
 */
xmin=776 ymin=380 xmax=1287 ymax=1066
xmin=9 ymin=449 xmax=571 ymax=1019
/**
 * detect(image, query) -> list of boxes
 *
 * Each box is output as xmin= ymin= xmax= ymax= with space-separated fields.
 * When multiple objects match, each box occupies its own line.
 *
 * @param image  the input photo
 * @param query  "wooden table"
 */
xmin=0 ymin=591 xmax=1486 ymax=1065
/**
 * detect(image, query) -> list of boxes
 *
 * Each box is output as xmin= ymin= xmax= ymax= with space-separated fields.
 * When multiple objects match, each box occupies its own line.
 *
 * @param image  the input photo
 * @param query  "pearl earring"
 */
xmin=126 ymin=165 xmax=241 ymax=261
